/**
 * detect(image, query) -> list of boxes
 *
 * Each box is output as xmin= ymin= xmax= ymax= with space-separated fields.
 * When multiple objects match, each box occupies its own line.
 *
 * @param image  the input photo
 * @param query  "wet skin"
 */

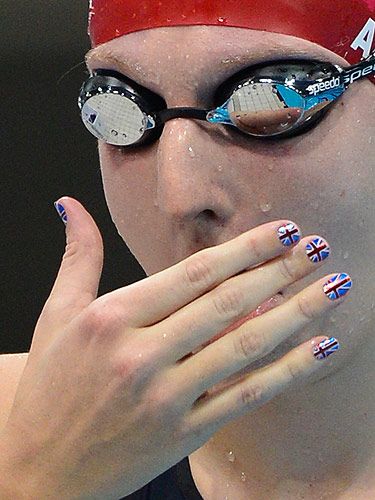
xmin=86 ymin=26 xmax=375 ymax=498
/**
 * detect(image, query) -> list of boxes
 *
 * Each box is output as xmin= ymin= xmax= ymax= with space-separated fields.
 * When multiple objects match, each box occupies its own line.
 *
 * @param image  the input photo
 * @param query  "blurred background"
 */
xmin=1 ymin=2 xmax=145 ymax=353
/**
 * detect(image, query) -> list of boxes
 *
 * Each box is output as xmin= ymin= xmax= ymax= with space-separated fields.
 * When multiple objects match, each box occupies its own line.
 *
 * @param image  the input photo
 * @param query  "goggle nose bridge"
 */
xmin=156 ymin=107 xmax=209 ymax=125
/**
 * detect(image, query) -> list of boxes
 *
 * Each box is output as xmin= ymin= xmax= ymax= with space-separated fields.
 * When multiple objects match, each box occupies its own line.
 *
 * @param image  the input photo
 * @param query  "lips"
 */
xmin=190 ymin=292 xmax=285 ymax=355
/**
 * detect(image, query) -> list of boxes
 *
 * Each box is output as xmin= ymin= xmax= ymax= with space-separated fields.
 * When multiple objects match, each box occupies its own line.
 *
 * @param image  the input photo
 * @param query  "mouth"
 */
xmin=190 ymin=291 xmax=285 ymax=356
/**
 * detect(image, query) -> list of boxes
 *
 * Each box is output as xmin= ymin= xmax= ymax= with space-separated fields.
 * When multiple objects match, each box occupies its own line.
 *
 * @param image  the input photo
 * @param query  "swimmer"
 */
xmin=0 ymin=1 xmax=374 ymax=498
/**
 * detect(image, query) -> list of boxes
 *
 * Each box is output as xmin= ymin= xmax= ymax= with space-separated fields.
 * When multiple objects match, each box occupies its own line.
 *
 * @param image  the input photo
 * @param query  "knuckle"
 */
xmin=80 ymin=300 xmax=122 ymax=337
xmin=115 ymin=354 xmax=146 ymax=384
xmin=277 ymin=256 xmax=295 ymax=281
xmin=61 ymin=241 xmax=80 ymax=267
xmin=247 ymin=235 xmax=263 ymax=261
xmin=144 ymin=380 xmax=178 ymax=422
xmin=154 ymin=386 xmax=174 ymax=412
xmin=234 ymin=329 xmax=265 ymax=360
xmin=114 ymin=348 xmax=156 ymax=392
xmin=212 ymin=284 xmax=245 ymax=319
xmin=296 ymin=295 xmax=315 ymax=320
xmin=240 ymin=383 xmax=264 ymax=407
xmin=184 ymin=251 xmax=215 ymax=290
xmin=285 ymin=360 xmax=303 ymax=381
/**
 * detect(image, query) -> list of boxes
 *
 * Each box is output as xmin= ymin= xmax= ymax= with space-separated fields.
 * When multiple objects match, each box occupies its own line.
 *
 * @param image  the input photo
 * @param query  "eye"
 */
xmin=213 ymin=59 xmax=338 ymax=105
xmin=210 ymin=59 xmax=338 ymax=141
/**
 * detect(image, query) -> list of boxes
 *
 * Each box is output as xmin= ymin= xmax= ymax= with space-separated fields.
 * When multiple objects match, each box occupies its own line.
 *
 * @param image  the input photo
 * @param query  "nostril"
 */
xmin=200 ymin=209 xmax=216 ymax=220
xmin=195 ymin=209 xmax=225 ymax=226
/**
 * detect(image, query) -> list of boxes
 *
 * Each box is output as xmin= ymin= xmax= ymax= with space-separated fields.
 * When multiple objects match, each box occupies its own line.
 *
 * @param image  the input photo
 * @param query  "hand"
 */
xmin=0 ymin=197 xmax=349 ymax=499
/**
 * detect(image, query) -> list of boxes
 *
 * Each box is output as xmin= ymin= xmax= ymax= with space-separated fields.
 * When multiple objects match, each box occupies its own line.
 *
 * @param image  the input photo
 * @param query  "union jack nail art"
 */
xmin=277 ymin=222 xmax=301 ymax=247
xmin=313 ymin=337 xmax=340 ymax=360
xmin=54 ymin=202 xmax=67 ymax=225
xmin=306 ymin=237 xmax=330 ymax=263
xmin=323 ymin=273 xmax=352 ymax=300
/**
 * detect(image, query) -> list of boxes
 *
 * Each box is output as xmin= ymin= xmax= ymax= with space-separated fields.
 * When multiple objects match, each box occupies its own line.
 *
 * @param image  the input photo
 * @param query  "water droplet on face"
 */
xmin=259 ymin=201 xmax=273 ymax=213
xmin=188 ymin=146 xmax=196 ymax=158
xmin=163 ymin=333 xmax=167 ymax=339
xmin=240 ymin=472 xmax=247 ymax=482
xmin=217 ymin=165 xmax=223 ymax=172
xmin=268 ymin=164 xmax=274 ymax=171
xmin=227 ymin=450 xmax=235 ymax=462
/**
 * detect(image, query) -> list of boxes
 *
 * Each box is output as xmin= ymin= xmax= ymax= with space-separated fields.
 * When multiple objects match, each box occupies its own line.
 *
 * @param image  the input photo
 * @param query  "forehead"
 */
xmin=85 ymin=26 xmax=348 ymax=94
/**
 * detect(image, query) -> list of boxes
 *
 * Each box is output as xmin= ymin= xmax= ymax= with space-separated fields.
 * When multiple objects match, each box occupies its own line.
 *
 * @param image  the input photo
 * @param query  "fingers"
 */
xmin=30 ymin=197 xmax=104 ymax=354
xmin=185 ymin=334 xmax=340 ymax=435
xmin=108 ymin=220 xmax=301 ymax=327
xmin=155 ymin=234 xmax=331 ymax=363
xmin=176 ymin=271 xmax=351 ymax=400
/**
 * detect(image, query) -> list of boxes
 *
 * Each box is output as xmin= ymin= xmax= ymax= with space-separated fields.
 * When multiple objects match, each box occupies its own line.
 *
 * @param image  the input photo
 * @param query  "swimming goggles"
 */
xmin=78 ymin=55 xmax=375 ymax=147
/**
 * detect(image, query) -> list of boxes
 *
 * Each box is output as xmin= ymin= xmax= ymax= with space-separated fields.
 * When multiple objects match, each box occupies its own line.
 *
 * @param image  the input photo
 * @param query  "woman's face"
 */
xmin=86 ymin=26 xmax=375 ymax=373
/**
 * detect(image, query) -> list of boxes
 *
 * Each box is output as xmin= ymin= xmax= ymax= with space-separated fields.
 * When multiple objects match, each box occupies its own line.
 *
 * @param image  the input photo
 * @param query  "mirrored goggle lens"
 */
xmin=208 ymin=82 xmax=332 ymax=137
xmin=81 ymin=93 xmax=148 ymax=146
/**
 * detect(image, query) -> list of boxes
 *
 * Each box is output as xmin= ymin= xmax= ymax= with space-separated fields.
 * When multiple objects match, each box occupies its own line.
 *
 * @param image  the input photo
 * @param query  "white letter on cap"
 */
xmin=351 ymin=18 xmax=375 ymax=58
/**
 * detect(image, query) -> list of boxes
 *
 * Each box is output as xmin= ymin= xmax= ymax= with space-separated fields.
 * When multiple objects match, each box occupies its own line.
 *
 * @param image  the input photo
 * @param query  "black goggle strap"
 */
xmin=300 ymin=52 xmax=375 ymax=97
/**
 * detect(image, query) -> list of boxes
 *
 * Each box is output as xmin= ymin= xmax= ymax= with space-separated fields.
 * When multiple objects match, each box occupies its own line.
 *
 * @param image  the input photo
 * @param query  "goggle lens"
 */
xmin=81 ymin=92 xmax=148 ymax=146
xmin=207 ymin=82 xmax=309 ymax=137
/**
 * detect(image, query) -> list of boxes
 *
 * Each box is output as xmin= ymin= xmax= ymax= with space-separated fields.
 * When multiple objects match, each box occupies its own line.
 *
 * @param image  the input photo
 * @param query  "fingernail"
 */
xmin=54 ymin=201 xmax=67 ymax=225
xmin=313 ymin=337 xmax=340 ymax=360
xmin=306 ymin=237 xmax=330 ymax=263
xmin=277 ymin=222 xmax=301 ymax=247
xmin=323 ymin=273 xmax=352 ymax=300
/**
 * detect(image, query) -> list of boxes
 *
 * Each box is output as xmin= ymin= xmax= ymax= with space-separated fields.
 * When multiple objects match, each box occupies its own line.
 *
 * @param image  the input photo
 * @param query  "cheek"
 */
xmin=98 ymin=143 xmax=159 ymax=250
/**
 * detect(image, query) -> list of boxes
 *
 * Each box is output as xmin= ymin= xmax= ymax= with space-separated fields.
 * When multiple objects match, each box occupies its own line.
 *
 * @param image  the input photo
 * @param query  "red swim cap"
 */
xmin=88 ymin=0 xmax=375 ymax=83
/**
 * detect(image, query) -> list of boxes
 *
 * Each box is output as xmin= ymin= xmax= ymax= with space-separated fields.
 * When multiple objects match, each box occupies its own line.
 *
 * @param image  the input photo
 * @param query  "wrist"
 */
xmin=0 ymin=444 xmax=27 ymax=499
xmin=0 ymin=431 xmax=46 ymax=499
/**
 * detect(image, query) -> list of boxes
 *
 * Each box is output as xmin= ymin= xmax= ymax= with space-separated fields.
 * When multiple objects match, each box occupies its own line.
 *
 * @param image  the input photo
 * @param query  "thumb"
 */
xmin=30 ymin=196 xmax=104 ymax=354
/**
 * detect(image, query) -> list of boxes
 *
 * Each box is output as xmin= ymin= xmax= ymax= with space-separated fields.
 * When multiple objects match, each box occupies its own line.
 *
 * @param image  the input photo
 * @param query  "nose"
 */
xmin=155 ymin=118 xmax=234 ymax=224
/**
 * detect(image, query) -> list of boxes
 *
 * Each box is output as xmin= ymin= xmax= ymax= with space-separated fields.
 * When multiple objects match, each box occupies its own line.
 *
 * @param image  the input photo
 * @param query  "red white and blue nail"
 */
xmin=313 ymin=337 xmax=340 ymax=360
xmin=54 ymin=202 xmax=68 ymax=225
xmin=278 ymin=222 xmax=301 ymax=247
xmin=306 ymin=237 xmax=330 ymax=263
xmin=323 ymin=273 xmax=352 ymax=300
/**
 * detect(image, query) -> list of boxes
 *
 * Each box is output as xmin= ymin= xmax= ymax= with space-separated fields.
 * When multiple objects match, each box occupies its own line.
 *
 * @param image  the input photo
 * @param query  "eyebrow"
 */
xmin=85 ymin=47 xmax=134 ymax=76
